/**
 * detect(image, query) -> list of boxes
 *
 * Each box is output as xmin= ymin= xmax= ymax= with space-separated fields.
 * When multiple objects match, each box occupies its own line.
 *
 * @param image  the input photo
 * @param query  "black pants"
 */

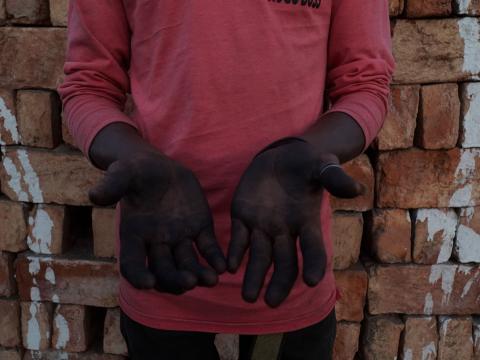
xmin=120 ymin=307 xmax=336 ymax=360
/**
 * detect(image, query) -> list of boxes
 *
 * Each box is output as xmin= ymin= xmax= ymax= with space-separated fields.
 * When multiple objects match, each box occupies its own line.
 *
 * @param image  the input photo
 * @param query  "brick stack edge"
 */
xmin=0 ymin=0 xmax=479 ymax=359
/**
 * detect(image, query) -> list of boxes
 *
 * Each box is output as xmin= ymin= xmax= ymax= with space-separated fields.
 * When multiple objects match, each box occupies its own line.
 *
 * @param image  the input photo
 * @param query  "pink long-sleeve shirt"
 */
xmin=58 ymin=0 xmax=395 ymax=334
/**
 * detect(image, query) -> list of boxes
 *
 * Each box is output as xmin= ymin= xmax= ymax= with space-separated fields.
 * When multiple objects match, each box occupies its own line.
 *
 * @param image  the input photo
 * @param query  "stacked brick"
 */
xmin=0 ymin=0 xmax=478 ymax=359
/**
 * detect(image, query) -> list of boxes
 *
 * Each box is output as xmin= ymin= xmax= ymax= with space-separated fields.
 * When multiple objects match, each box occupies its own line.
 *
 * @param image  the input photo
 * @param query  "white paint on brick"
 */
xmin=457 ymin=0 xmax=472 ymax=14
xmin=458 ymin=17 xmax=480 ymax=75
xmin=406 ymin=210 xmax=411 ymax=223
xmin=416 ymin=209 xmax=456 ymax=263
xmin=17 ymin=149 xmax=43 ymax=203
xmin=455 ymin=149 xmax=480 ymax=180
xmin=460 ymin=270 xmax=479 ymax=298
xmin=460 ymin=206 xmax=475 ymax=222
xmin=2 ymin=156 xmax=29 ymax=201
xmin=461 ymin=83 xmax=480 ymax=147
xmin=403 ymin=348 xmax=413 ymax=360
xmin=458 ymin=265 xmax=472 ymax=275
xmin=52 ymin=294 xmax=60 ymax=303
xmin=27 ymin=302 xmax=41 ymax=350
xmin=439 ymin=316 xmax=451 ymax=337
xmin=421 ymin=341 xmax=437 ymax=360
xmin=2 ymin=149 xmax=44 ymax=203
xmin=54 ymin=307 xmax=70 ymax=349
xmin=450 ymin=149 xmax=480 ymax=206
xmin=449 ymin=185 xmax=473 ymax=207
xmin=474 ymin=318 xmax=480 ymax=352
xmin=28 ymin=257 xmax=41 ymax=277
xmin=423 ymin=292 xmax=434 ymax=315
xmin=28 ymin=207 xmax=54 ymax=254
xmin=30 ymin=287 xmax=41 ymax=302
xmin=0 ymin=95 xmax=20 ymax=144
xmin=455 ymin=224 xmax=480 ymax=262
xmin=45 ymin=267 xmax=55 ymax=285
xmin=429 ymin=265 xmax=456 ymax=305
xmin=27 ymin=207 xmax=54 ymax=254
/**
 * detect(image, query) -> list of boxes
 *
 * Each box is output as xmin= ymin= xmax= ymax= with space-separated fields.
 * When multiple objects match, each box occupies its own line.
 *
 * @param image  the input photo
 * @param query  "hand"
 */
xmin=227 ymin=139 xmax=364 ymax=307
xmin=89 ymin=151 xmax=226 ymax=295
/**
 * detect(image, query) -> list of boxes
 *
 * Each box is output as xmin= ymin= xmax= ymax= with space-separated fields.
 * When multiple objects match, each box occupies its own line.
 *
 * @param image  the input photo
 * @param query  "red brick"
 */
xmin=0 ymin=146 xmax=103 ymax=205
xmin=50 ymin=0 xmax=68 ymax=26
xmin=400 ymin=316 xmax=437 ymax=360
xmin=413 ymin=208 xmax=457 ymax=264
xmin=93 ymin=207 xmax=116 ymax=258
xmin=0 ymin=299 xmax=20 ymax=347
xmin=455 ymin=0 xmax=480 ymax=15
xmin=459 ymin=82 xmax=480 ymax=148
xmin=104 ymin=308 xmax=128 ymax=356
xmin=0 ymin=89 xmax=19 ymax=145
xmin=389 ymin=0 xmax=404 ymax=16
xmin=0 ymin=349 xmax=23 ymax=360
xmin=332 ymin=212 xmax=362 ymax=270
xmin=16 ymin=255 xmax=118 ymax=307
xmin=376 ymin=148 xmax=480 ymax=208
xmin=438 ymin=316 xmax=474 ymax=360
xmin=52 ymin=304 xmax=92 ymax=352
xmin=330 ymin=155 xmax=374 ymax=211
xmin=17 ymin=90 xmax=61 ymax=149
xmin=333 ymin=322 xmax=360 ymax=360
xmin=415 ymin=84 xmax=460 ymax=149
xmin=361 ymin=315 xmax=404 ymax=360
xmin=21 ymin=301 xmax=53 ymax=350
xmin=0 ymin=252 xmax=15 ymax=297
xmin=334 ymin=263 xmax=368 ymax=322
xmin=0 ymin=28 xmax=66 ymax=89
xmin=367 ymin=209 xmax=411 ymax=263
xmin=474 ymin=317 xmax=480 ymax=359
xmin=27 ymin=204 xmax=72 ymax=255
xmin=368 ymin=263 xmax=480 ymax=315
xmin=0 ymin=198 xmax=28 ymax=252
xmin=24 ymin=351 xmax=127 ymax=360
xmin=6 ymin=0 xmax=49 ymax=24
xmin=405 ymin=0 xmax=452 ymax=17
xmin=392 ymin=19 xmax=479 ymax=83
xmin=375 ymin=85 xmax=419 ymax=150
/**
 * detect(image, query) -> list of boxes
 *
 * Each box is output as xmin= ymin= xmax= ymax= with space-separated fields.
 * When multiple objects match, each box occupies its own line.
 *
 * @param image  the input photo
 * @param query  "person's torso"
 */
xmin=123 ymin=0 xmax=332 ymax=203
xmin=116 ymin=1 xmax=338 ymax=333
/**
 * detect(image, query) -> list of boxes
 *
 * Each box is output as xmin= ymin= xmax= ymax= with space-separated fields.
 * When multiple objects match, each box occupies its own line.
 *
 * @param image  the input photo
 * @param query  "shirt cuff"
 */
xmin=63 ymin=95 xmax=140 ymax=166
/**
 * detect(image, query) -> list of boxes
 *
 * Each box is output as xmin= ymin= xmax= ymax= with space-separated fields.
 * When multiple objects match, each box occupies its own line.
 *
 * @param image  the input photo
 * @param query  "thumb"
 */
xmin=89 ymin=160 xmax=132 ymax=206
xmin=312 ymin=162 xmax=365 ymax=199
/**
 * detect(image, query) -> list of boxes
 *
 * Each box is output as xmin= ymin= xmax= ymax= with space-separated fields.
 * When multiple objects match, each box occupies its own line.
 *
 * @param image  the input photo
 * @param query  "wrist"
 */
xmin=89 ymin=122 xmax=162 ymax=170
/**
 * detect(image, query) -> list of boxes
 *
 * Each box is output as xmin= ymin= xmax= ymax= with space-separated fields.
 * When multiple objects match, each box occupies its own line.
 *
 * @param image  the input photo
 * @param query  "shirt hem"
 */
xmin=118 ymin=288 xmax=338 ymax=335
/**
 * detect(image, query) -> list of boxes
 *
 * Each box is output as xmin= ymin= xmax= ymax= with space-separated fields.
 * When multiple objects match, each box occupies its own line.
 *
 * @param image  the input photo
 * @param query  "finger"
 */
xmin=195 ymin=227 xmax=227 ymax=274
xmin=119 ymin=229 xmax=155 ymax=290
xmin=89 ymin=160 xmax=132 ymax=206
xmin=148 ymin=243 xmax=197 ymax=294
xmin=174 ymin=240 xmax=218 ymax=287
xmin=242 ymin=230 xmax=272 ymax=303
xmin=314 ymin=164 xmax=365 ymax=198
xmin=265 ymin=235 xmax=298 ymax=308
xmin=299 ymin=225 xmax=327 ymax=287
xmin=227 ymin=219 xmax=250 ymax=273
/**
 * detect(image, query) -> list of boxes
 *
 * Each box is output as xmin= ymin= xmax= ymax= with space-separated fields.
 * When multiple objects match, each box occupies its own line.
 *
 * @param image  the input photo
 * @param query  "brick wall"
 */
xmin=0 ymin=0 xmax=479 ymax=359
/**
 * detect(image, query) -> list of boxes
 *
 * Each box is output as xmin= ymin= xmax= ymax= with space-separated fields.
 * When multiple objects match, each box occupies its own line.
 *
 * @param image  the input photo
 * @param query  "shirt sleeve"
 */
xmin=321 ymin=0 xmax=396 ymax=152
xmin=57 ymin=0 xmax=140 ymax=165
